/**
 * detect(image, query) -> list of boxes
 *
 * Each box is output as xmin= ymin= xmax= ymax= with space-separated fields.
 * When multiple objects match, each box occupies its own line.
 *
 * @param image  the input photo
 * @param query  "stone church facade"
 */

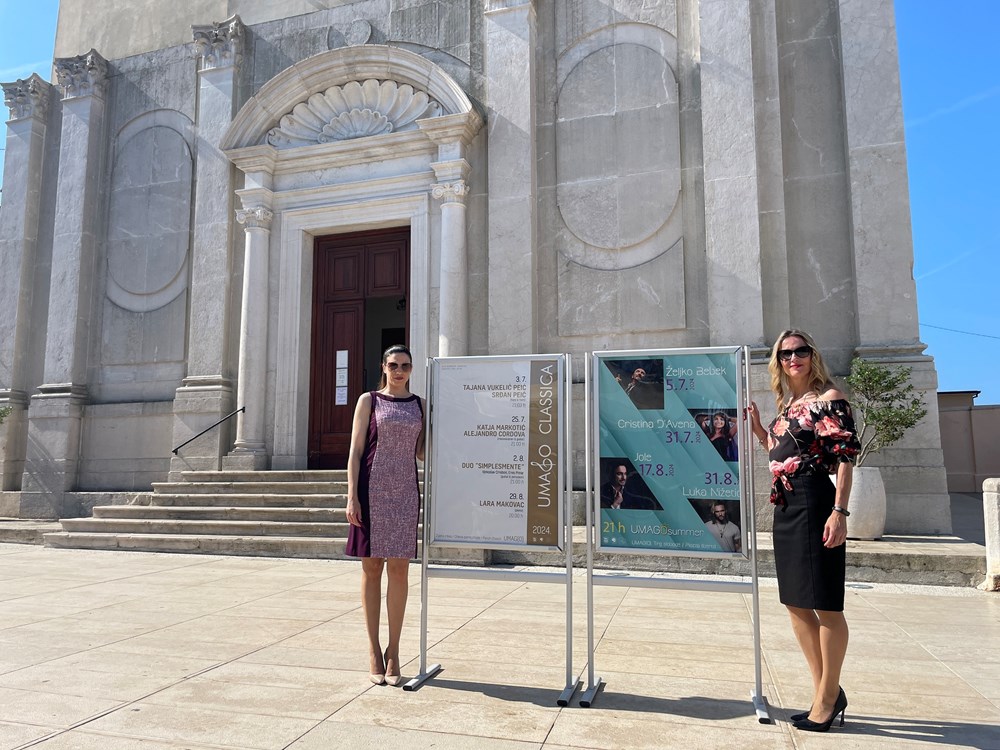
xmin=0 ymin=0 xmax=951 ymax=534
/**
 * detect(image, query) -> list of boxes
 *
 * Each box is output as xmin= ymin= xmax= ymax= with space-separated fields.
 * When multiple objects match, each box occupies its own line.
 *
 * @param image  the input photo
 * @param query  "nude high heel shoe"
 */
xmin=370 ymin=650 xmax=386 ymax=685
xmin=384 ymin=649 xmax=403 ymax=687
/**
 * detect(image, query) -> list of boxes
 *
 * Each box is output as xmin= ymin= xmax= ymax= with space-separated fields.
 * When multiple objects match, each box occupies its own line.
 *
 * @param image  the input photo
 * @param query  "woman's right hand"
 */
xmin=346 ymin=496 xmax=362 ymax=527
xmin=745 ymin=401 xmax=766 ymax=443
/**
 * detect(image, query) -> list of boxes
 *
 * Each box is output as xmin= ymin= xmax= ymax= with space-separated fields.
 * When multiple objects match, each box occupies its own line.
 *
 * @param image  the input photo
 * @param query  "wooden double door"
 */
xmin=308 ymin=227 xmax=409 ymax=469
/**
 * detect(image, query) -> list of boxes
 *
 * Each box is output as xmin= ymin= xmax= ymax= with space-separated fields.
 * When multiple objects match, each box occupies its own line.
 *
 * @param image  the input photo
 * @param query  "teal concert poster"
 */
xmin=596 ymin=350 xmax=746 ymax=557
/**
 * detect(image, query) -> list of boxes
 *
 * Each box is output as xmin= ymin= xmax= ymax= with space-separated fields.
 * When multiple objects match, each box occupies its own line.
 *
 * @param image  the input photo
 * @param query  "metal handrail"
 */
xmin=171 ymin=406 xmax=245 ymax=455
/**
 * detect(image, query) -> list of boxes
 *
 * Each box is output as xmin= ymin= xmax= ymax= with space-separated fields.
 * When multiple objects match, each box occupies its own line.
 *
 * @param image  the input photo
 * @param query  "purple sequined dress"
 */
xmin=346 ymin=392 xmax=423 ymax=559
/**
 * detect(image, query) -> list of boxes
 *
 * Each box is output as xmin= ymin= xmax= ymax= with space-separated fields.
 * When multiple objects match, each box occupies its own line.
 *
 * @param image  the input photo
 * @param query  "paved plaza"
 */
xmin=1 ymin=543 xmax=998 ymax=750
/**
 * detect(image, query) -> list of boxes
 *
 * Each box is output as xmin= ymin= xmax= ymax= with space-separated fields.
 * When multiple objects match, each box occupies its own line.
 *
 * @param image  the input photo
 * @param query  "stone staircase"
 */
xmin=44 ymin=471 xmax=356 ymax=558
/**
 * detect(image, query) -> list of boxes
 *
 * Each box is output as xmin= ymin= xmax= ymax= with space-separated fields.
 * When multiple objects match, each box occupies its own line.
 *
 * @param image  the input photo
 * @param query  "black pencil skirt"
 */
xmin=772 ymin=473 xmax=846 ymax=612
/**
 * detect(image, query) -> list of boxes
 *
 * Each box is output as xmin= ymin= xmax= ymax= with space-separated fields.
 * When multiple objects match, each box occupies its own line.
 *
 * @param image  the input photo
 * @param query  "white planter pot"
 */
xmin=837 ymin=466 xmax=887 ymax=540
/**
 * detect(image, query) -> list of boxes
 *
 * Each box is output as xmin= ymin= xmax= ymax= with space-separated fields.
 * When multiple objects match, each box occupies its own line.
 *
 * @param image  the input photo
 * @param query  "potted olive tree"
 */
xmin=843 ymin=358 xmax=928 ymax=539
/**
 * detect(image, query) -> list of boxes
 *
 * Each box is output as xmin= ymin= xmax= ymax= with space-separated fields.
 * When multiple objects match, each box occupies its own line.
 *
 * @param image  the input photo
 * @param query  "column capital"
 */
xmin=54 ymin=49 xmax=108 ymax=100
xmin=193 ymin=15 xmax=245 ymax=71
xmin=2 ymin=74 xmax=51 ymax=121
xmin=432 ymin=180 xmax=470 ymax=205
xmin=236 ymin=206 xmax=273 ymax=230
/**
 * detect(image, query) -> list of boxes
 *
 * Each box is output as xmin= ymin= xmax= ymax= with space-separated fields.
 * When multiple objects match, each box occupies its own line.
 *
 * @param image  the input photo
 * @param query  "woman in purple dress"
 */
xmin=345 ymin=344 xmax=424 ymax=686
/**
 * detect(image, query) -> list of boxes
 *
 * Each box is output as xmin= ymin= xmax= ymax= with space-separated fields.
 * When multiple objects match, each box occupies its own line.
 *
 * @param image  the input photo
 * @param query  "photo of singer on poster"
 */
xmin=598 ymin=458 xmax=661 ymax=510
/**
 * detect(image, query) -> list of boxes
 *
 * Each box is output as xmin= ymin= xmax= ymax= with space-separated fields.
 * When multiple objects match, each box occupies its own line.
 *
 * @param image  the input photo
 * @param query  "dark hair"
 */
xmin=378 ymin=344 xmax=412 ymax=389
xmin=711 ymin=411 xmax=730 ymax=435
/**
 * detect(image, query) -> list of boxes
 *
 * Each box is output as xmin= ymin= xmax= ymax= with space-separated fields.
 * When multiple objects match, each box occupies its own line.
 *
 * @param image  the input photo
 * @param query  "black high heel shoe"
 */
xmin=790 ymin=686 xmax=844 ymax=723
xmin=794 ymin=688 xmax=848 ymax=732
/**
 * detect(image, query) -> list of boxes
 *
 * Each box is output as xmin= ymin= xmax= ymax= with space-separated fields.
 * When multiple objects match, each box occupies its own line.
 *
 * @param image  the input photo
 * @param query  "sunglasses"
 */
xmin=385 ymin=362 xmax=412 ymax=371
xmin=777 ymin=346 xmax=813 ymax=362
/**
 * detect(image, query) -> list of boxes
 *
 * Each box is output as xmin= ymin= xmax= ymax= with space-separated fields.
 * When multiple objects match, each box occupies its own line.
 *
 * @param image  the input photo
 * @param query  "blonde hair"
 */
xmin=767 ymin=329 xmax=834 ymax=410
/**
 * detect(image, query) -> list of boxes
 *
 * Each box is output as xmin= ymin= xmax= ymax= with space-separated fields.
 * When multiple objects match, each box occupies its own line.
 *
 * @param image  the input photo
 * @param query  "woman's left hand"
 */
xmin=823 ymin=511 xmax=848 ymax=548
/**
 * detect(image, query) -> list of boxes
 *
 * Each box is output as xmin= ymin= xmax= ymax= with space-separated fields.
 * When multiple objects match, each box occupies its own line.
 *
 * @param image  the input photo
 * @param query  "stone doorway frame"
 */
xmin=272 ymin=195 xmax=429 ymax=470
xmin=220 ymin=45 xmax=482 ymax=470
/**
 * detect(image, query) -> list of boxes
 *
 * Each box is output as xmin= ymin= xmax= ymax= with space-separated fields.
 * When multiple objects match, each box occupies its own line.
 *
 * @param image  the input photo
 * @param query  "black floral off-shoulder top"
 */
xmin=766 ymin=398 xmax=861 ymax=506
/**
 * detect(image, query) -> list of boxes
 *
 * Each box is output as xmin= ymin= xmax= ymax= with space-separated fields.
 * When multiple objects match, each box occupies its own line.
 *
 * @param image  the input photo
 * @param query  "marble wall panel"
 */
xmin=848 ymin=143 xmax=919 ymax=340
xmin=105 ymin=124 xmax=192 ymax=311
xmin=554 ymin=36 xmax=681 ymax=271
xmin=556 ymin=242 xmax=686 ymax=339
xmin=751 ymin=0 xmax=791 ymax=339
xmin=782 ymin=171 xmax=857 ymax=371
xmin=108 ymin=45 xmax=197 ymax=135
xmin=836 ymin=0 xmax=905 ymax=147
xmin=78 ymin=402 xmax=172 ymax=490
xmin=776 ymin=0 xmax=856 ymax=364
xmin=248 ymin=2 xmax=390 ymax=91
xmin=390 ymin=0 xmax=470 ymax=60
xmin=95 ymin=295 xmax=187 ymax=402
xmin=554 ymin=0 xmax=677 ymax=54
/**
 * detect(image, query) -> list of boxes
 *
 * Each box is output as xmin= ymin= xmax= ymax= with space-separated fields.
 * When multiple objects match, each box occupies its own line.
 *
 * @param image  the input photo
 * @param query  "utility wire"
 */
xmin=921 ymin=323 xmax=1000 ymax=341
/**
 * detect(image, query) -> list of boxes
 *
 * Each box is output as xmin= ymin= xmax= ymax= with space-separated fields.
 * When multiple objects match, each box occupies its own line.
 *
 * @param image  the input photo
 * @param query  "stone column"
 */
xmin=774 ymin=0 xmax=856 ymax=367
xmin=837 ymin=1 xmax=950 ymax=535
xmin=21 ymin=51 xmax=108 ymax=518
xmin=0 ymin=74 xmax=51 ymax=492
xmin=485 ymin=0 xmax=537 ymax=353
xmin=224 ymin=202 xmax=272 ymax=470
xmin=700 ymin=0 xmax=765 ymax=347
xmin=837 ymin=0 xmax=918 ymax=345
xmin=432 ymin=167 xmax=471 ymax=357
xmin=168 ymin=16 xmax=245 ymax=479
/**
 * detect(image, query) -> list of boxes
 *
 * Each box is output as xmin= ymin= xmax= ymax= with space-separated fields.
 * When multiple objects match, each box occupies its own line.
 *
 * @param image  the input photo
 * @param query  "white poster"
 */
xmin=335 ymin=386 xmax=348 ymax=405
xmin=430 ymin=357 xmax=563 ymax=550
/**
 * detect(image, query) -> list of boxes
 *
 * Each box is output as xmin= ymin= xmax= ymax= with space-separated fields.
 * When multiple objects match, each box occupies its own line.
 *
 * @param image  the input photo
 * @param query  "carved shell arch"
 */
xmin=266 ymin=79 xmax=442 ymax=148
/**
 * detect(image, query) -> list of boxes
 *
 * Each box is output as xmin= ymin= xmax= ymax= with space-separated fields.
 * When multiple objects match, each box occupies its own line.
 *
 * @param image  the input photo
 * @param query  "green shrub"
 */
xmin=846 ymin=358 xmax=928 ymax=466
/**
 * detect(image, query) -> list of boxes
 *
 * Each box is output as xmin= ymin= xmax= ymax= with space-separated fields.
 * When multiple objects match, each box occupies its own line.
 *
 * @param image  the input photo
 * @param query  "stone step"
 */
xmin=491 ymin=533 xmax=987 ymax=588
xmin=93 ymin=506 xmax=347 ymax=523
xmin=41 ymin=532 xmax=485 ymax=565
xmin=0 ymin=520 xmax=63 ymax=545
xmin=147 ymin=493 xmax=347 ymax=508
xmin=43 ymin=531 xmax=351 ymax=558
xmin=59 ymin=518 xmax=351 ymax=537
xmin=180 ymin=470 xmax=350 ymax=483
xmin=152 ymin=481 xmax=347 ymax=495
xmin=178 ymin=470 xmax=423 ymax=483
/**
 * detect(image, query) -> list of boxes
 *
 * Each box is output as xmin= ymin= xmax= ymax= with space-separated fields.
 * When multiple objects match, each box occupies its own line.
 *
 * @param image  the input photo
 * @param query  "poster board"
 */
xmin=593 ymin=348 xmax=748 ymax=558
xmin=429 ymin=355 xmax=565 ymax=551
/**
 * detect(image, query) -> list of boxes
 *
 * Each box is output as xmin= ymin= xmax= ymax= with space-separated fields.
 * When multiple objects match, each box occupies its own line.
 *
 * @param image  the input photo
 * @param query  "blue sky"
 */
xmin=1 ymin=0 xmax=997 ymax=402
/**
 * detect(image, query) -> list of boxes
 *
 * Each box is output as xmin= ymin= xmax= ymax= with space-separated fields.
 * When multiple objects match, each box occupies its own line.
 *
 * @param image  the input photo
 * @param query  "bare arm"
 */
xmin=823 ymin=460 xmax=852 ymax=548
xmin=821 ymin=387 xmax=852 ymax=548
xmin=415 ymin=397 xmax=426 ymax=462
xmin=345 ymin=393 xmax=373 ymax=527
xmin=745 ymin=401 xmax=768 ymax=445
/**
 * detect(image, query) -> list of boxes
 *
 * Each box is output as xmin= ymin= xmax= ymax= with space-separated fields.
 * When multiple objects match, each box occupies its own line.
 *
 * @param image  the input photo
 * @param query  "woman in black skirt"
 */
xmin=747 ymin=329 xmax=860 ymax=732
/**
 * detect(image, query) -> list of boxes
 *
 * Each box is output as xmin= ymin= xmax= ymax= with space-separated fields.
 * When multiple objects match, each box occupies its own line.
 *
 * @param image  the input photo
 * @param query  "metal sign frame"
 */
xmin=427 ymin=354 xmax=565 ymax=553
xmin=592 ymin=346 xmax=749 ymax=559
xmin=579 ymin=347 xmax=771 ymax=722
xmin=405 ymin=354 xmax=581 ymax=706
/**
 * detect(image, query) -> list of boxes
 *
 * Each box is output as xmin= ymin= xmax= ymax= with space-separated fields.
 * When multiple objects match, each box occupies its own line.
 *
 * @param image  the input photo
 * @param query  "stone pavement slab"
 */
xmin=0 ymin=544 xmax=998 ymax=750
